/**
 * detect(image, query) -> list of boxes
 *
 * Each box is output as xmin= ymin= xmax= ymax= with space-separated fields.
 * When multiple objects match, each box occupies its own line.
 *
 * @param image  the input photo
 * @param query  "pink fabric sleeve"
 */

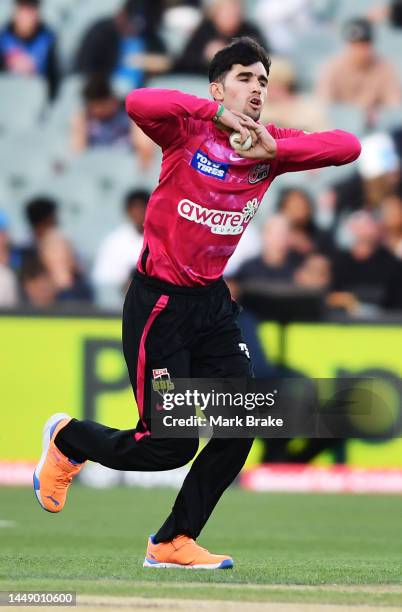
xmin=126 ymin=88 xmax=219 ymax=149
xmin=268 ymin=125 xmax=362 ymax=173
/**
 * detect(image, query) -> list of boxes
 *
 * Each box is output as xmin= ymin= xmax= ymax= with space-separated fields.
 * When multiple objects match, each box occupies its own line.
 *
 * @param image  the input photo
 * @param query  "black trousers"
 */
xmin=56 ymin=271 xmax=254 ymax=542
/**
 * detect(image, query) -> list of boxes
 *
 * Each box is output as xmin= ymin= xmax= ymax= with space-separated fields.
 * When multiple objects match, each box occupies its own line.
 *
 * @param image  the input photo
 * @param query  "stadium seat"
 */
xmin=0 ymin=130 xmax=53 ymax=197
xmin=0 ymin=180 xmax=27 ymax=243
xmin=376 ymin=107 xmax=402 ymax=132
xmin=327 ymin=103 xmax=366 ymax=137
xmin=376 ymin=24 xmax=402 ymax=85
xmin=147 ymin=74 xmax=210 ymax=99
xmin=0 ymin=141 xmax=54 ymax=242
xmin=46 ymin=75 xmax=83 ymax=140
xmin=42 ymin=0 xmax=80 ymax=25
xmin=0 ymin=75 xmax=47 ymax=136
xmin=65 ymin=148 xmax=160 ymax=193
xmin=335 ymin=0 xmax=378 ymax=23
xmin=36 ymin=171 xmax=113 ymax=261
xmin=33 ymin=148 xmax=159 ymax=260
xmin=291 ymin=30 xmax=341 ymax=90
xmin=0 ymin=0 xmax=12 ymax=26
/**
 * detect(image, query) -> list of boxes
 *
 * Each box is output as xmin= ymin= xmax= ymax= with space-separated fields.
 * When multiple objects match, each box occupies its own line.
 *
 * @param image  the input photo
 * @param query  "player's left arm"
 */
xmin=231 ymin=111 xmax=361 ymax=171
xmin=271 ymin=125 xmax=362 ymax=173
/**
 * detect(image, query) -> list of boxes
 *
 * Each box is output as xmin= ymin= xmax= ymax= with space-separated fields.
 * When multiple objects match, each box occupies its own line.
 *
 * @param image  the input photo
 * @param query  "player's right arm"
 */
xmin=125 ymin=88 xmax=251 ymax=149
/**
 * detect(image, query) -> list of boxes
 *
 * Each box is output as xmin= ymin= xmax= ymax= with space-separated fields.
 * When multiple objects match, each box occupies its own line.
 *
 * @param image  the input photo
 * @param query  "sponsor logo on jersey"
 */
xmin=191 ymin=149 xmax=228 ymax=180
xmin=178 ymin=197 xmax=260 ymax=235
xmin=248 ymin=163 xmax=270 ymax=184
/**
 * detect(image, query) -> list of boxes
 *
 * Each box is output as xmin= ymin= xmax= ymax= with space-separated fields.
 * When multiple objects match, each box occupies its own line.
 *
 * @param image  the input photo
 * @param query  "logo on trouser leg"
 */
xmin=239 ymin=343 xmax=250 ymax=359
xmin=152 ymin=369 xmax=175 ymax=410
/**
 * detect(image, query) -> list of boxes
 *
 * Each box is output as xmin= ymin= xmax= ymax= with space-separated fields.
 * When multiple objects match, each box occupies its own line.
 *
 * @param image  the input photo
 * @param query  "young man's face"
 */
xmin=211 ymin=62 xmax=268 ymax=121
xmin=14 ymin=5 xmax=39 ymax=38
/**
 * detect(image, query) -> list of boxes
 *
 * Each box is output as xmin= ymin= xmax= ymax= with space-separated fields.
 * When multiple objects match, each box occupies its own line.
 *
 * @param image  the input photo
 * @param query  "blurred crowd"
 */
xmin=1 ymin=0 xmax=402 ymax=318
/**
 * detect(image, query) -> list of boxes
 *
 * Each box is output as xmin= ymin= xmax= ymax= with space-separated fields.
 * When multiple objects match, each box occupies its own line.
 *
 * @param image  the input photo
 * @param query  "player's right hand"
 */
xmin=215 ymin=108 xmax=251 ymax=145
xmin=229 ymin=111 xmax=277 ymax=160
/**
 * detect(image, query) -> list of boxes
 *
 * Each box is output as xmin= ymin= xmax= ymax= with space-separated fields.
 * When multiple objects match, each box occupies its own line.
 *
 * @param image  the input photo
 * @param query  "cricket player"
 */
xmin=33 ymin=38 xmax=361 ymax=569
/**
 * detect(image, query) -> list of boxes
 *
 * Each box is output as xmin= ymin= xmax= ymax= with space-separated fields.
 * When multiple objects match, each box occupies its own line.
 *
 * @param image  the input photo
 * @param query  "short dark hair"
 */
xmin=83 ymin=75 xmax=113 ymax=102
xmin=125 ymin=189 xmax=150 ymax=211
xmin=277 ymin=188 xmax=314 ymax=212
xmin=209 ymin=37 xmax=271 ymax=83
xmin=25 ymin=197 xmax=57 ymax=228
xmin=15 ymin=0 xmax=40 ymax=7
xmin=343 ymin=17 xmax=373 ymax=43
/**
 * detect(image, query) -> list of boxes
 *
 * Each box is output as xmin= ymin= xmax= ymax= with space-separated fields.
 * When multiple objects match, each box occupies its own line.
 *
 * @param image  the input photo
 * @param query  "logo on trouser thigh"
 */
xmin=152 ymin=368 xmax=175 ymax=398
xmin=239 ymin=343 xmax=250 ymax=359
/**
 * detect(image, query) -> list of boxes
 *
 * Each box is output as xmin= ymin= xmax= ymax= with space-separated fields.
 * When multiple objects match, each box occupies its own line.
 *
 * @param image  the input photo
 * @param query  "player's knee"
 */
xmin=169 ymin=438 xmax=199 ymax=468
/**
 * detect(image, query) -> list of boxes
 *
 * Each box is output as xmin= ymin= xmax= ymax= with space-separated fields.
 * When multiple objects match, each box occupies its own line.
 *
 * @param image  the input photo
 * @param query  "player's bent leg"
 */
xmin=33 ymin=413 xmax=86 ymax=513
xmin=54 ymin=419 xmax=199 ymax=471
xmin=143 ymin=534 xmax=233 ymax=570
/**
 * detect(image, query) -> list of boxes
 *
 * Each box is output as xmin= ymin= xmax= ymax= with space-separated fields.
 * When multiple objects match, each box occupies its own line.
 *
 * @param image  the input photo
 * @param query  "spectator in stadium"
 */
xmin=24 ymin=197 xmax=92 ymax=303
xmin=316 ymin=18 xmax=401 ymax=124
xmin=260 ymin=57 xmax=329 ymax=133
xmin=331 ymin=211 xmax=402 ymax=312
xmin=0 ymin=212 xmax=18 ymax=307
xmin=380 ymin=190 xmax=402 ymax=259
xmin=234 ymin=215 xmax=301 ymax=288
xmin=174 ymin=0 xmax=267 ymax=75
xmin=294 ymin=253 xmax=332 ymax=291
xmin=92 ymin=189 xmax=149 ymax=307
xmin=71 ymin=75 xmax=155 ymax=168
xmin=20 ymin=255 xmax=57 ymax=308
xmin=0 ymin=0 xmax=59 ymax=99
xmin=331 ymin=132 xmax=401 ymax=225
xmin=277 ymin=188 xmax=335 ymax=258
xmin=223 ymin=221 xmax=261 ymax=279
xmin=74 ymin=0 xmax=170 ymax=97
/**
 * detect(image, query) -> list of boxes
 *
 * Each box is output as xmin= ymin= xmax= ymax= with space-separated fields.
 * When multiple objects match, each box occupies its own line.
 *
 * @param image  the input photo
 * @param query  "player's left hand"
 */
xmin=230 ymin=111 xmax=277 ymax=160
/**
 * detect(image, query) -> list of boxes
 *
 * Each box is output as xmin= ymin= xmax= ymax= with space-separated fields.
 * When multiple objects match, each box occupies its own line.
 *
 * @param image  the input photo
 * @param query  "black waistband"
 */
xmin=134 ymin=270 xmax=226 ymax=296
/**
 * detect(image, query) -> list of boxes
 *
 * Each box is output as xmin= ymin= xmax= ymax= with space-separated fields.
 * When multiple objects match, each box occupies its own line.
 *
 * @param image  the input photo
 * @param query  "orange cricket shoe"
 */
xmin=143 ymin=534 xmax=234 ymax=569
xmin=33 ymin=413 xmax=85 ymax=513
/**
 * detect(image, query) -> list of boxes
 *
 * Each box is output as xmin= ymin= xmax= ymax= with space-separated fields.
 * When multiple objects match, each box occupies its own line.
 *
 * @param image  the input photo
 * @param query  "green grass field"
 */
xmin=0 ymin=486 xmax=401 ymax=607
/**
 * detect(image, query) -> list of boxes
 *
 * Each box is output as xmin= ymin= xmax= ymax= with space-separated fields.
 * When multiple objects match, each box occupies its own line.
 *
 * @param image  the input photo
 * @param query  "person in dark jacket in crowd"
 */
xmin=0 ymin=0 xmax=59 ymax=99
xmin=74 ymin=0 xmax=170 ymax=96
xmin=277 ymin=187 xmax=336 ymax=258
xmin=332 ymin=211 xmax=402 ymax=311
xmin=234 ymin=215 xmax=302 ymax=287
xmin=175 ymin=0 xmax=267 ymax=75
xmin=23 ymin=197 xmax=93 ymax=303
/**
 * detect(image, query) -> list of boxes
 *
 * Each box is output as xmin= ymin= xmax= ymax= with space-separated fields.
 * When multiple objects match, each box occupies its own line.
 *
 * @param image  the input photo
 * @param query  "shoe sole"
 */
xmin=143 ymin=558 xmax=233 ymax=569
xmin=33 ymin=412 xmax=71 ymax=513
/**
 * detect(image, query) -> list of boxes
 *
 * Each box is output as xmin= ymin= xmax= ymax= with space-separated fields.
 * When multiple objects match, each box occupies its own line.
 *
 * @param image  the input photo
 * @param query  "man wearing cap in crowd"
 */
xmin=0 ymin=0 xmax=59 ymax=99
xmin=316 ymin=17 xmax=400 ymax=119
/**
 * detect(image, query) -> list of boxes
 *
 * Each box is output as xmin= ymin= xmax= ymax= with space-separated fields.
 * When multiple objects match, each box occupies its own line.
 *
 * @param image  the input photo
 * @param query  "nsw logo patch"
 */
xmin=191 ymin=149 xmax=228 ymax=181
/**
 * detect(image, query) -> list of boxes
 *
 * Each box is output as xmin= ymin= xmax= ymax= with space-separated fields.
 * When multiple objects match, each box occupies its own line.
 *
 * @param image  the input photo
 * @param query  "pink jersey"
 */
xmin=126 ymin=88 xmax=361 ymax=286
